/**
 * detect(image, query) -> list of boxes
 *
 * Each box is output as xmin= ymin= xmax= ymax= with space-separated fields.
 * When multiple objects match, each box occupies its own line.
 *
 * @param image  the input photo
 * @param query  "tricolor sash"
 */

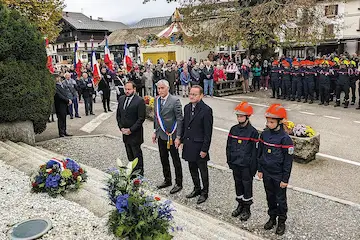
xmin=156 ymin=97 xmax=177 ymax=149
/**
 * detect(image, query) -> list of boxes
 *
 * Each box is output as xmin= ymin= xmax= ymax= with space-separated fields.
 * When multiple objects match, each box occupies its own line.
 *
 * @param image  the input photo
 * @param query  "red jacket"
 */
xmin=214 ymin=68 xmax=227 ymax=82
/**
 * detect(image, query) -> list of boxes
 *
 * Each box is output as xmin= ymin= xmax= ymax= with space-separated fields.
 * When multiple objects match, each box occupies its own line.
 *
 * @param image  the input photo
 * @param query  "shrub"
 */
xmin=0 ymin=3 xmax=54 ymax=134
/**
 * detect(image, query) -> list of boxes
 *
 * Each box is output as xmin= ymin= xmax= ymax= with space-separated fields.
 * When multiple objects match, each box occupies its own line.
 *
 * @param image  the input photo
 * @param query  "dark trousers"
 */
xmin=315 ymin=79 xmax=320 ymax=100
xmin=335 ymin=84 xmax=349 ymax=102
xmin=291 ymin=79 xmax=302 ymax=100
xmin=271 ymin=79 xmax=281 ymax=98
xmin=281 ymin=80 xmax=291 ymax=99
xmin=263 ymin=174 xmax=287 ymax=220
xmin=102 ymin=97 xmax=110 ymax=111
xmin=330 ymin=79 xmax=336 ymax=101
xmin=253 ymin=76 xmax=260 ymax=91
xmin=232 ymin=166 xmax=253 ymax=205
xmin=319 ymin=85 xmax=330 ymax=104
xmin=84 ymin=96 xmax=93 ymax=114
xmin=304 ymin=81 xmax=315 ymax=101
xmin=350 ymin=81 xmax=356 ymax=103
xmin=158 ymin=138 xmax=183 ymax=186
xmin=68 ymin=97 xmax=79 ymax=117
xmin=56 ymin=113 xmax=67 ymax=136
xmin=188 ymin=159 xmax=209 ymax=195
xmin=125 ymin=143 xmax=144 ymax=176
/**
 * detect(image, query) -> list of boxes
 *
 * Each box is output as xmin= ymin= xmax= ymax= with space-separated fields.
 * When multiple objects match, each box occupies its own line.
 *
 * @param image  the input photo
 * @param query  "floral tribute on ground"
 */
xmin=106 ymin=158 xmax=177 ymax=240
xmin=31 ymin=158 xmax=87 ymax=197
xmin=284 ymin=120 xmax=316 ymax=138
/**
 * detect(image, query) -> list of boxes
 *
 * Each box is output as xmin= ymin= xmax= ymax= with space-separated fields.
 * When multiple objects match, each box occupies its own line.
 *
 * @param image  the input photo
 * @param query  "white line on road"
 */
xmin=80 ymin=112 xmax=115 ymax=133
xmin=227 ymin=96 xmax=259 ymax=99
xmin=299 ymin=111 xmax=315 ymax=115
xmin=323 ymin=115 xmax=341 ymax=120
xmin=354 ymin=121 xmax=360 ymax=124
xmin=213 ymin=96 xmax=269 ymax=108
xmin=212 ymin=126 xmax=360 ymax=168
xmin=316 ymin=153 xmax=360 ymax=167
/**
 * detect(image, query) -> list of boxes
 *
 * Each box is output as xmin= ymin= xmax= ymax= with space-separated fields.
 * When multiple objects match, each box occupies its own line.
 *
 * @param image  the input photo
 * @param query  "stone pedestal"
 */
xmin=145 ymin=105 xmax=154 ymax=120
xmin=0 ymin=121 xmax=35 ymax=145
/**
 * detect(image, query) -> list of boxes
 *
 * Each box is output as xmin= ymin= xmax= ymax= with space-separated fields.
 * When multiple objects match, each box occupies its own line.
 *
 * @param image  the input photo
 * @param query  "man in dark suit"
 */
xmin=98 ymin=67 xmax=112 ymax=113
xmin=117 ymin=82 xmax=146 ymax=176
xmin=54 ymin=74 xmax=73 ymax=138
xmin=152 ymin=80 xmax=184 ymax=194
xmin=181 ymin=85 xmax=213 ymax=204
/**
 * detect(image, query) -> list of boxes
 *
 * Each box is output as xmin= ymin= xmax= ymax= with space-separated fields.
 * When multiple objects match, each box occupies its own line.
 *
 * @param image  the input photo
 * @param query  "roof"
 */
xmin=131 ymin=16 xmax=171 ymax=29
xmin=62 ymin=12 xmax=128 ymax=31
xmin=104 ymin=26 xmax=165 ymax=45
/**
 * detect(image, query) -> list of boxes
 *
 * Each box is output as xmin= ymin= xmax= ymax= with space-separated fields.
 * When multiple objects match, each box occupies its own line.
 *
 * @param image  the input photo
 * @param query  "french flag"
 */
xmin=74 ymin=41 xmax=82 ymax=77
xmin=104 ymin=37 xmax=114 ymax=72
xmin=92 ymin=50 xmax=101 ymax=87
xmin=45 ymin=38 xmax=54 ymax=73
xmin=124 ymin=42 xmax=133 ymax=72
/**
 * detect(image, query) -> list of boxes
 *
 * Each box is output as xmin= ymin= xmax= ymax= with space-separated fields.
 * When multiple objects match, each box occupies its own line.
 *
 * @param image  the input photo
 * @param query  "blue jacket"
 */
xmin=257 ymin=127 xmax=294 ymax=183
xmin=226 ymin=122 xmax=259 ymax=176
xmin=180 ymin=72 xmax=191 ymax=85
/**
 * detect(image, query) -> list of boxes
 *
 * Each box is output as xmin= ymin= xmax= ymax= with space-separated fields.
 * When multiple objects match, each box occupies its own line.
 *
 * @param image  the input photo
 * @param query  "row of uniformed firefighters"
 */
xmin=270 ymin=60 xmax=360 ymax=108
xmin=227 ymin=102 xmax=293 ymax=236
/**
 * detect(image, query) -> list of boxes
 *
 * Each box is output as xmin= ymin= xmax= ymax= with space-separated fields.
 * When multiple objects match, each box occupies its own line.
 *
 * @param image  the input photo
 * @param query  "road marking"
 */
xmin=213 ymin=126 xmax=229 ymax=133
xmin=214 ymin=96 xmax=292 ymax=110
xmin=212 ymin=127 xmax=360 ymax=168
xmin=354 ymin=121 xmax=360 ymax=124
xmin=299 ymin=111 xmax=315 ymax=115
xmin=227 ymin=96 xmax=259 ymax=100
xmin=316 ymin=153 xmax=360 ymax=167
xmin=140 ymin=142 xmax=360 ymax=209
xmin=323 ymin=115 xmax=340 ymax=120
xmin=80 ymin=112 xmax=115 ymax=133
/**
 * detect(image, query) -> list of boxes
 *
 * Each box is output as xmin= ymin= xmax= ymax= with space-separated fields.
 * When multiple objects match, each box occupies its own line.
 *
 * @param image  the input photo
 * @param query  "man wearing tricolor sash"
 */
xmin=152 ymin=80 xmax=184 ymax=194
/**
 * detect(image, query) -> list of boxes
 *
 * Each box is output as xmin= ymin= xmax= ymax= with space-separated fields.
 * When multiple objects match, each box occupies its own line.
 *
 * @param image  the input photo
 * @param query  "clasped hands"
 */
xmin=120 ymin=128 xmax=131 ymax=135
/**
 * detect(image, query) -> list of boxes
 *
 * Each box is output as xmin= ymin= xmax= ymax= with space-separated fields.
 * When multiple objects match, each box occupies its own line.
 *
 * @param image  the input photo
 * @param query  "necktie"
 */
xmin=124 ymin=97 xmax=130 ymax=110
xmin=191 ymin=105 xmax=195 ymax=120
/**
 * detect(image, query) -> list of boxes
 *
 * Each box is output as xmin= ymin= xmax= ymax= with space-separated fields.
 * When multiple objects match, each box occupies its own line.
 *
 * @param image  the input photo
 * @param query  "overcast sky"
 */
xmin=64 ymin=0 xmax=179 ymax=25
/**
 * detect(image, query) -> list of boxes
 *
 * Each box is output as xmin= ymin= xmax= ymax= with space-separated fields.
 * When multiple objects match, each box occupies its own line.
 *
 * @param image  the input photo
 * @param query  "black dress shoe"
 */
xmin=231 ymin=204 xmax=243 ymax=217
xmin=104 ymin=110 xmax=108 ymax=113
xmin=70 ymin=116 xmax=74 ymax=119
xmin=186 ymin=190 xmax=201 ymax=199
xmin=170 ymin=184 xmax=183 ymax=194
xmin=157 ymin=181 xmax=172 ymax=189
xmin=108 ymin=109 xmax=113 ymax=112
xmin=59 ymin=135 xmax=65 ymax=138
xmin=90 ymin=113 xmax=95 ymax=115
xmin=64 ymin=133 xmax=73 ymax=137
xmin=75 ymin=115 xmax=81 ymax=118
xmin=197 ymin=194 xmax=208 ymax=204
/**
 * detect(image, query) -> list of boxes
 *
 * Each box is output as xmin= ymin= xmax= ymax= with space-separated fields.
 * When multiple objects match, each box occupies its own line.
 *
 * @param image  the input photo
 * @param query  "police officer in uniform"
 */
xmin=257 ymin=104 xmax=294 ymax=236
xmin=226 ymin=102 xmax=258 ymax=221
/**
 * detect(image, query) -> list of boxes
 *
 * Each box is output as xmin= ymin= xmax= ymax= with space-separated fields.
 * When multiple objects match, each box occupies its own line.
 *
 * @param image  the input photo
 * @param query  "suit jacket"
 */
xmin=202 ymin=66 xmax=214 ymax=80
xmin=54 ymin=84 xmax=70 ymax=115
xmin=181 ymin=100 xmax=213 ymax=162
xmin=116 ymin=94 xmax=146 ymax=145
xmin=154 ymin=94 xmax=183 ymax=141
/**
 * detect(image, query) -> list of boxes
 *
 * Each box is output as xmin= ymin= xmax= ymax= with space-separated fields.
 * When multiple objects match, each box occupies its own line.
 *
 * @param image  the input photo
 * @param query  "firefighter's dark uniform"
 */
xmin=303 ymin=68 xmax=317 ymax=103
xmin=329 ymin=66 xmax=338 ymax=102
xmin=349 ymin=67 xmax=358 ymax=105
xmin=270 ymin=67 xmax=282 ymax=99
xmin=291 ymin=68 xmax=303 ymax=101
xmin=226 ymin=122 xmax=259 ymax=206
xmin=281 ymin=68 xmax=292 ymax=100
xmin=318 ymin=67 xmax=332 ymax=105
xmin=335 ymin=68 xmax=350 ymax=107
xmin=257 ymin=127 xmax=293 ymax=221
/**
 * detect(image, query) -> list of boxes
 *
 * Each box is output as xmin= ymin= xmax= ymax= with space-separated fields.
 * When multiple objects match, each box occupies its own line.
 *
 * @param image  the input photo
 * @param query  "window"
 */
xmin=68 ymin=44 xmax=70 ymax=48
xmin=324 ymin=24 xmax=335 ymax=37
xmin=325 ymin=5 xmax=338 ymax=17
xmin=84 ymin=42 xmax=88 ymax=50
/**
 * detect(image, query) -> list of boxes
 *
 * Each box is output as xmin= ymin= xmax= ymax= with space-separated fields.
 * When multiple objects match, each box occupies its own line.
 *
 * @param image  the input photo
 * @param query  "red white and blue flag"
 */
xmin=104 ymin=37 xmax=114 ymax=72
xmin=45 ymin=37 xmax=54 ymax=73
xmin=124 ymin=42 xmax=133 ymax=72
xmin=90 ymin=38 xmax=101 ymax=87
xmin=74 ymin=41 xmax=82 ymax=77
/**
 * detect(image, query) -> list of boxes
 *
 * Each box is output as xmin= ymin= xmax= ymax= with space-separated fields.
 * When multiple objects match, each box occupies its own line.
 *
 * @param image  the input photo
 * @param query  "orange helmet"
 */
xmin=292 ymin=61 xmax=300 ymax=67
xmin=272 ymin=60 xmax=279 ymax=66
xmin=265 ymin=104 xmax=287 ymax=119
xmin=234 ymin=102 xmax=253 ymax=116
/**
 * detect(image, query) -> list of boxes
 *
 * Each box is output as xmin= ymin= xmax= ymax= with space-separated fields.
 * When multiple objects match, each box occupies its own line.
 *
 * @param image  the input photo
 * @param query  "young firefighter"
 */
xmin=257 ymin=104 xmax=294 ymax=236
xmin=226 ymin=102 xmax=259 ymax=221
xmin=318 ymin=61 xmax=332 ymax=106
xmin=281 ymin=61 xmax=292 ymax=101
xmin=334 ymin=61 xmax=350 ymax=108
xmin=290 ymin=61 xmax=304 ymax=102
xmin=270 ymin=61 xmax=282 ymax=99
xmin=303 ymin=60 xmax=317 ymax=104
xmin=349 ymin=60 xmax=359 ymax=106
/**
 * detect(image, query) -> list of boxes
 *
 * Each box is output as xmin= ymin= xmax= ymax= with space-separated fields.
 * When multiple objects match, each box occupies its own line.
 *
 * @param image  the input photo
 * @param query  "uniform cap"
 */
xmin=282 ymin=60 xmax=290 ymax=67
xmin=272 ymin=60 xmax=279 ymax=65
xmin=292 ymin=61 xmax=300 ymax=66
xmin=265 ymin=104 xmax=287 ymax=119
xmin=234 ymin=102 xmax=254 ymax=116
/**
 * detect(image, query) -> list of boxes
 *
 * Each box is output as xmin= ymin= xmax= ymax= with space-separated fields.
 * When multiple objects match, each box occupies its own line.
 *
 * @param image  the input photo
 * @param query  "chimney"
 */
xmin=98 ymin=17 xmax=103 ymax=21
xmin=90 ymin=16 xmax=92 ymax=20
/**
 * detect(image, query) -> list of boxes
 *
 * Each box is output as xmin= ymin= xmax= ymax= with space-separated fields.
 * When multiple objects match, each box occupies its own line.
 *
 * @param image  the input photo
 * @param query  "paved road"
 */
xmin=37 ymin=91 xmax=360 ymax=203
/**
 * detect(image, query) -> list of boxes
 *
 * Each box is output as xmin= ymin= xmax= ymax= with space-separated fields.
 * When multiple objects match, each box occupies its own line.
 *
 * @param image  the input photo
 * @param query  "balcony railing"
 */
xmin=57 ymin=47 xmax=103 ymax=53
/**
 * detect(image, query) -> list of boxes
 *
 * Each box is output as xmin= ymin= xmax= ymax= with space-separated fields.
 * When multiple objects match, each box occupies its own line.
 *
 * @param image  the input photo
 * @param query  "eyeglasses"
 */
xmin=189 ymin=93 xmax=200 ymax=96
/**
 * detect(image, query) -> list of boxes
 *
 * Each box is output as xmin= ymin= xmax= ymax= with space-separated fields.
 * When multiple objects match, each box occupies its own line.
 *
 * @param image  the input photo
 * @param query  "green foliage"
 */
xmin=0 ymin=3 xmax=54 ymax=133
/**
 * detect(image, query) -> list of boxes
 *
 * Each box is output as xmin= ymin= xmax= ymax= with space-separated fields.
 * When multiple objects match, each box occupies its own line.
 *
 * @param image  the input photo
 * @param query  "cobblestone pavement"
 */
xmin=40 ymin=136 xmax=360 ymax=240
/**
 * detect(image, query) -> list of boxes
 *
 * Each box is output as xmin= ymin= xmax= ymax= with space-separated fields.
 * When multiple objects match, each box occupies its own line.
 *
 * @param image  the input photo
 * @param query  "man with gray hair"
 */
xmin=63 ymin=72 xmax=81 ymax=119
xmin=153 ymin=79 xmax=184 ymax=194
